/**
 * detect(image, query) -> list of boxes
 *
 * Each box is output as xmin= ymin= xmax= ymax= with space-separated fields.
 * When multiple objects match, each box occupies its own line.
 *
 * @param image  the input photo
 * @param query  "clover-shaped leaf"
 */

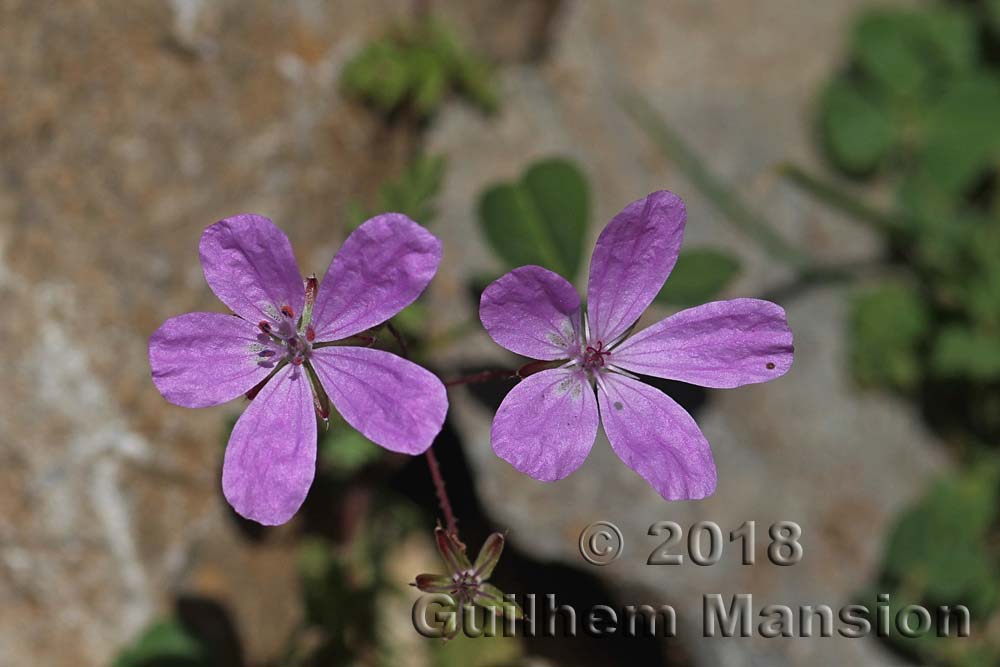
xmin=478 ymin=157 xmax=590 ymax=280
xmin=655 ymin=248 xmax=741 ymax=307
xmin=819 ymin=76 xmax=894 ymax=176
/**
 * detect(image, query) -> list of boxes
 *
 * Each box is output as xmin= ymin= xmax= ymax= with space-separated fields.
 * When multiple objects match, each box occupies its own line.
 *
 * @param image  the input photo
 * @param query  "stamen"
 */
xmin=291 ymin=356 xmax=304 ymax=366
xmin=281 ymin=304 xmax=294 ymax=319
xmin=305 ymin=325 xmax=316 ymax=342
xmin=258 ymin=320 xmax=272 ymax=334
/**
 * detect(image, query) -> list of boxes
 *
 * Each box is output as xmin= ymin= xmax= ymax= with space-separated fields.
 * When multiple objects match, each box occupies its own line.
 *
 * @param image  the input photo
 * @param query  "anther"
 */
xmin=306 ymin=325 xmax=316 ymax=342
xmin=258 ymin=320 xmax=272 ymax=333
xmin=281 ymin=304 xmax=294 ymax=319
xmin=292 ymin=356 xmax=304 ymax=366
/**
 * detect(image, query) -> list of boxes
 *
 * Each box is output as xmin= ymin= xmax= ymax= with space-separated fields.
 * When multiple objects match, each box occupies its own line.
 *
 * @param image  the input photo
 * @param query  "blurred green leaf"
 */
xmin=851 ymin=8 xmax=976 ymax=99
xmin=113 ymin=620 xmax=209 ymax=667
xmin=819 ymin=77 xmax=895 ymax=176
xmin=932 ymin=325 xmax=1000 ymax=381
xmin=341 ymin=20 xmax=497 ymax=117
xmin=347 ymin=154 xmax=447 ymax=230
xmin=908 ymin=74 xmax=1000 ymax=200
xmin=852 ymin=10 xmax=927 ymax=98
xmin=988 ymin=0 xmax=1000 ymax=35
xmin=478 ymin=157 xmax=589 ymax=279
xmin=655 ymin=248 xmax=741 ymax=307
xmin=391 ymin=301 xmax=428 ymax=338
xmin=883 ymin=463 xmax=1000 ymax=613
xmin=319 ymin=428 xmax=383 ymax=475
xmin=849 ymin=283 xmax=930 ymax=390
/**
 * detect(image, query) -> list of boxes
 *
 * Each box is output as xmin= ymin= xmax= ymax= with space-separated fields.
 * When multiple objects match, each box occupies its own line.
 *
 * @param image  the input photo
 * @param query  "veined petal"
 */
xmin=598 ymin=373 xmax=716 ymax=501
xmin=222 ymin=365 xmax=317 ymax=525
xmin=149 ymin=312 xmax=272 ymax=408
xmin=491 ymin=368 xmax=598 ymax=481
xmin=311 ymin=214 xmax=441 ymax=341
xmin=612 ymin=299 xmax=794 ymax=388
xmin=199 ymin=214 xmax=305 ymax=323
xmin=480 ymin=265 xmax=582 ymax=360
xmin=586 ymin=191 xmax=686 ymax=344
xmin=310 ymin=346 xmax=447 ymax=454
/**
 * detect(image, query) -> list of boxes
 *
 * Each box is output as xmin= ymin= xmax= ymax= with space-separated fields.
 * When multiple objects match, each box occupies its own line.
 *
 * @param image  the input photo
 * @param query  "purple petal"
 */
xmin=222 ymin=365 xmax=317 ymax=525
xmin=199 ymin=214 xmax=305 ymax=324
xmin=586 ymin=191 xmax=686 ymax=344
xmin=612 ymin=299 xmax=794 ymax=388
xmin=480 ymin=265 xmax=582 ymax=360
xmin=149 ymin=312 xmax=272 ymax=408
xmin=311 ymin=214 xmax=441 ymax=341
xmin=491 ymin=368 xmax=598 ymax=481
xmin=598 ymin=373 xmax=716 ymax=500
xmin=310 ymin=346 xmax=447 ymax=454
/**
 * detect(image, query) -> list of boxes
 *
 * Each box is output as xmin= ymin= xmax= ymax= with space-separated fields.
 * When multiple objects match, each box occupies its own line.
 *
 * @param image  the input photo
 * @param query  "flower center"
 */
xmin=255 ymin=304 xmax=314 ymax=368
xmin=580 ymin=339 xmax=611 ymax=371
xmin=450 ymin=569 xmax=483 ymax=604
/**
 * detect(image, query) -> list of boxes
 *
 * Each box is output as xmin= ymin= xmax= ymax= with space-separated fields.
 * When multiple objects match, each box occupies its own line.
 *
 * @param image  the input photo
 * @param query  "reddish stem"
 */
xmin=424 ymin=446 xmax=459 ymax=539
xmin=444 ymin=359 xmax=556 ymax=387
xmin=385 ymin=319 xmax=460 ymax=539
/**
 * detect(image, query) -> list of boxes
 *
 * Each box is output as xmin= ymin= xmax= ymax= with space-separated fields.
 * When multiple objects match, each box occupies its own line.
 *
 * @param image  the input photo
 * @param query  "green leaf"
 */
xmin=346 ymin=154 xmax=446 ymax=230
xmin=819 ymin=77 xmax=894 ymax=176
xmin=341 ymin=20 xmax=497 ymax=117
xmin=882 ymin=463 xmax=1000 ymax=613
xmin=849 ymin=283 xmax=930 ymax=390
xmin=989 ymin=0 xmax=1000 ymax=36
xmin=931 ymin=326 xmax=1000 ymax=381
xmin=113 ymin=620 xmax=208 ymax=667
xmin=391 ymin=301 xmax=428 ymax=338
xmin=852 ymin=10 xmax=928 ymax=98
xmin=850 ymin=8 xmax=976 ymax=100
xmin=908 ymin=74 xmax=1000 ymax=201
xmin=655 ymin=248 xmax=741 ymax=307
xmin=478 ymin=157 xmax=589 ymax=279
xmin=319 ymin=428 xmax=383 ymax=475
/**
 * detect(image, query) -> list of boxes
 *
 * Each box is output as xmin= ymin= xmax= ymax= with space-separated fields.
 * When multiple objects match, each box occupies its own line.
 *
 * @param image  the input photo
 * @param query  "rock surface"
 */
xmin=0 ymin=1 xmax=423 ymax=664
xmin=427 ymin=1 xmax=943 ymax=665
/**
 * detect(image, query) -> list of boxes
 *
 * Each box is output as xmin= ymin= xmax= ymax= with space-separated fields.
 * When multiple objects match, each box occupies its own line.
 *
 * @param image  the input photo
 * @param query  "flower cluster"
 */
xmin=149 ymin=190 xmax=793 ymax=525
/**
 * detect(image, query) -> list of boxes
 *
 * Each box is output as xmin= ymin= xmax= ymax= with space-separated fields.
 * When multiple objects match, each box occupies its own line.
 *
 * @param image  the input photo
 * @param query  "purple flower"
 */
xmin=149 ymin=213 xmax=448 ymax=525
xmin=479 ymin=191 xmax=794 ymax=500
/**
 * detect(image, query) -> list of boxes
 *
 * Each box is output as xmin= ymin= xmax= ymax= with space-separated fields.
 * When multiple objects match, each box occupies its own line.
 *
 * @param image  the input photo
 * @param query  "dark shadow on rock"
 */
xmin=175 ymin=595 xmax=245 ymax=667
